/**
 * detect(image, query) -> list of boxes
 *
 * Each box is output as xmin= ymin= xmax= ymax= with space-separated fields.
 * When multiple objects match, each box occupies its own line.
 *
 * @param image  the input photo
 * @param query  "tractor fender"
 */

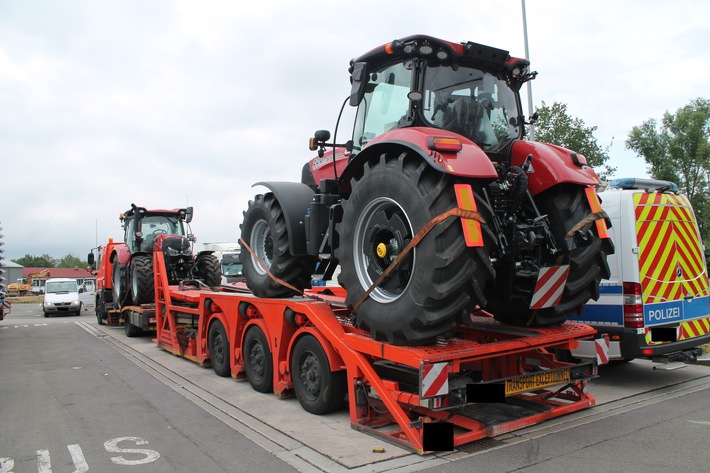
xmin=253 ymin=181 xmax=314 ymax=256
xmin=511 ymin=140 xmax=601 ymax=196
xmin=110 ymin=243 xmax=131 ymax=266
xmin=340 ymin=128 xmax=498 ymax=192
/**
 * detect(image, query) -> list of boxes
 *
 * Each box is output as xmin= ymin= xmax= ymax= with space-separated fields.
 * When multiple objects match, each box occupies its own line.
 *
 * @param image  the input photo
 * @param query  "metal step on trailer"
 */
xmin=653 ymin=361 xmax=688 ymax=371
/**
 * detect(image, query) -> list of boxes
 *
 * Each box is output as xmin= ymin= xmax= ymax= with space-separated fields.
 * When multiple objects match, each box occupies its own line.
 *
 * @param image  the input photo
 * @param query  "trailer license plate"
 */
xmin=505 ymin=368 xmax=572 ymax=395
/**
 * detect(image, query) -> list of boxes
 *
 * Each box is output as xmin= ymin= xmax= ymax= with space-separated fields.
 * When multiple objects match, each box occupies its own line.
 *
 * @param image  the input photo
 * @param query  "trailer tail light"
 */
xmin=428 ymin=137 xmax=462 ymax=152
xmin=623 ymin=282 xmax=644 ymax=328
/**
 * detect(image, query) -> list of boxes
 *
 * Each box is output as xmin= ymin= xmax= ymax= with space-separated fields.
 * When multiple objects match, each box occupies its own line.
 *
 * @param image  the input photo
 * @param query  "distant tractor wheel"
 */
xmin=130 ymin=255 xmax=154 ymax=305
xmin=240 ymin=193 xmax=315 ymax=297
xmin=336 ymin=152 xmax=495 ymax=345
xmin=124 ymin=313 xmax=142 ymax=337
xmin=290 ymin=334 xmax=346 ymax=415
xmin=243 ymin=325 xmax=273 ymax=393
xmin=486 ymin=184 xmax=614 ymax=326
xmin=112 ymin=260 xmax=132 ymax=308
xmin=197 ymin=254 xmax=222 ymax=287
xmin=208 ymin=320 xmax=231 ymax=377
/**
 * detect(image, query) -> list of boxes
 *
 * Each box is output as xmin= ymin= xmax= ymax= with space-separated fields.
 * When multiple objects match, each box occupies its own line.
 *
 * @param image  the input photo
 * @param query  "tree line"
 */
xmin=12 ymin=254 xmax=88 ymax=269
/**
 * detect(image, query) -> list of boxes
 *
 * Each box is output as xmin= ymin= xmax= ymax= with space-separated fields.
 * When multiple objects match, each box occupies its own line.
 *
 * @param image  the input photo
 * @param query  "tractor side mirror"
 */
xmin=349 ymin=61 xmax=368 ymax=106
xmin=185 ymin=206 xmax=194 ymax=223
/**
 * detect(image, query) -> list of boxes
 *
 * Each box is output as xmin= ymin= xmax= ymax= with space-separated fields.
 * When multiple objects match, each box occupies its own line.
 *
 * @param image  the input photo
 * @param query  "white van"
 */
xmin=43 ymin=278 xmax=81 ymax=317
xmin=572 ymin=178 xmax=710 ymax=365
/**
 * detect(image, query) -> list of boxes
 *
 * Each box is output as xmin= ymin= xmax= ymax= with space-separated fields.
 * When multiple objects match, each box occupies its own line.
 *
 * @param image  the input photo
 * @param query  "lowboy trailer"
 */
xmin=141 ymin=244 xmax=603 ymax=454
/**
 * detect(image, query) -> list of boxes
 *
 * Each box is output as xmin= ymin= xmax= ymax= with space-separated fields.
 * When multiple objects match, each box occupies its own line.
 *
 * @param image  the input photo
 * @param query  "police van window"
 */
xmin=352 ymin=62 xmax=412 ymax=151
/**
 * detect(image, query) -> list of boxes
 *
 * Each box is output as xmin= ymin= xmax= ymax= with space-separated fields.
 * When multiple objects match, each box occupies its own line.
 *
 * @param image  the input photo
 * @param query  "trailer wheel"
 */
xmin=290 ymin=334 xmax=346 ymax=415
xmin=240 ymin=193 xmax=315 ymax=297
xmin=197 ymin=254 xmax=222 ymax=287
xmin=124 ymin=313 xmax=142 ymax=337
xmin=131 ymin=255 xmax=154 ymax=305
xmin=487 ymin=184 xmax=613 ymax=326
xmin=243 ymin=325 xmax=273 ymax=393
xmin=208 ymin=320 xmax=231 ymax=377
xmin=337 ymin=152 xmax=494 ymax=345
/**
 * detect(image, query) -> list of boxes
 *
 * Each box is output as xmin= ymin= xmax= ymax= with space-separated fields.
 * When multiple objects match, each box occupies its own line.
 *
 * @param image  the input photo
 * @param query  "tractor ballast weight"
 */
xmin=240 ymin=35 xmax=613 ymax=345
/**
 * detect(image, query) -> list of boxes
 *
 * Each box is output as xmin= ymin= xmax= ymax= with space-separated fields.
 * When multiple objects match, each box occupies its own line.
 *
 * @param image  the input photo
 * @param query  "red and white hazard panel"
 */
xmin=420 ymin=362 xmax=449 ymax=398
xmin=530 ymin=265 xmax=570 ymax=309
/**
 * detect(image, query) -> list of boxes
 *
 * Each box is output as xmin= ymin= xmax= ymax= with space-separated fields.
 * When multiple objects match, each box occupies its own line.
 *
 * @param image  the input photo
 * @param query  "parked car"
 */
xmin=43 ymin=278 xmax=81 ymax=317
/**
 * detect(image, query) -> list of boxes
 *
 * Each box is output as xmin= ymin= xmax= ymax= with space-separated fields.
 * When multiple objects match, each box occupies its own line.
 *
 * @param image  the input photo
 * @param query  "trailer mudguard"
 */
xmin=289 ymin=328 xmax=346 ymax=373
xmin=511 ymin=140 xmax=601 ymax=196
xmin=253 ymin=181 xmax=315 ymax=256
xmin=340 ymin=127 xmax=498 ymax=192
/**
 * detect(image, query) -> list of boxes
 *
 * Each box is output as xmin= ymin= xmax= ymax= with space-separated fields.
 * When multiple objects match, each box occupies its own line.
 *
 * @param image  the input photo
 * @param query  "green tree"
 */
xmin=12 ymin=254 xmax=56 ymax=268
xmin=626 ymin=98 xmax=710 ymax=241
xmin=533 ymin=101 xmax=616 ymax=180
xmin=56 ymin=254 xmax=87 ymax=269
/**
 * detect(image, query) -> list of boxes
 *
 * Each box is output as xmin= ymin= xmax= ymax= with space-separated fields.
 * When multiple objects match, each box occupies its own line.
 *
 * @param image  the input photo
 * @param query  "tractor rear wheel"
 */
xmin=197 ymin=254 xmax=222 ymax=287
xmin=486 ymin=184 xmax=613 ymax=326
xmin=336 ymin=152 xmax=495 ymax=345
xmin=130 ymin=255 xmax=154 ymax=305
xmin=240 ymin=193 xmax=315 ymax=297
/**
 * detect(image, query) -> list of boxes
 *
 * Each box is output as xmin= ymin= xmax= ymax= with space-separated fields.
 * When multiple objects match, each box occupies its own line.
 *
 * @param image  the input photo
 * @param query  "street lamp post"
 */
xmin=521 ymin=0 xmax=535 ymax=140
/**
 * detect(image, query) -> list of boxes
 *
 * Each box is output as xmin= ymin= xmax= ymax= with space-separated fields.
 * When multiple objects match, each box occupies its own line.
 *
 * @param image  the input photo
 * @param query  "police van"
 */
xmin=571 ymin=178 xmax=710 ymax=367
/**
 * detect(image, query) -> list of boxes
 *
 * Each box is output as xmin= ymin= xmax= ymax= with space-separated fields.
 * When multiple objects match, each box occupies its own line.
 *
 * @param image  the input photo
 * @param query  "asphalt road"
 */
xmin=2 ymin=302 xmax=710 ymax=472
xmin=0 ymin=303 xmax=298 ymax=473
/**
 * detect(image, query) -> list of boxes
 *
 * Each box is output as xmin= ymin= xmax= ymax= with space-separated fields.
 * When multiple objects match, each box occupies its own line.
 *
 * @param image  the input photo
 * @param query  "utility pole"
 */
xmin=522 ymin=0 xmax=535 ymax=140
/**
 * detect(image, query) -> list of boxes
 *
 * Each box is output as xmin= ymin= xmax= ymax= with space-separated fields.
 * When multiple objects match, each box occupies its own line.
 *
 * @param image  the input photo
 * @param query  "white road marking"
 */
xmin=36 ymin=450 xmax=51 ymax=473
xmin=67 ymin=445 xmax=88 ymax=473
xmin=104 ymin=437 xmax=160 ymax=466
xmin=0 ymin=457 xmax=15 ymax=473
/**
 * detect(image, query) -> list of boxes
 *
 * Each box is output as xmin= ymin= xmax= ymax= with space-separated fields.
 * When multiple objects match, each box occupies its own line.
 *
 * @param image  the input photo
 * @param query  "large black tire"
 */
xmin=336 ymin=152 xmax=495 ymax=345
xmin=112 ymin=260 xmax=131 ymax=308
xmin=208 ymin=320 xmax=231 ymax=377
xmin=290 ymin=334 xmax=346 ymax=415
xmin=131 ymin=255 xmax=154 ymax=305
xmin=240 ymin=193 xmax=315 ymax=297
xmin=243 ymin=325 xmax=273 ymax=393
xmin=486 ymin=184 xmax=613 ymax=326
xmin=124 ymin=313 xmax=142 ymax=337
xmin=197 ymin=254 xmax=222 ymax=287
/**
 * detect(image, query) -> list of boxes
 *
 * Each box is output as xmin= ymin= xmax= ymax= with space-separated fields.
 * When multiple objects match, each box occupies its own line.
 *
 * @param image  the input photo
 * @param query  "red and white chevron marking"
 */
xmin=421 ymin=362 xmax=449 ymax=398
xmin=530 ymin=265 xmax=570 ymax=309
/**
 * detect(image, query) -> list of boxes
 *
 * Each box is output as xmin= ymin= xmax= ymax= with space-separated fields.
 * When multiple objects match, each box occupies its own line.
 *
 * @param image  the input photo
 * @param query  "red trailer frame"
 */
xmin=150 ymin=251 xmax=599 ymax=454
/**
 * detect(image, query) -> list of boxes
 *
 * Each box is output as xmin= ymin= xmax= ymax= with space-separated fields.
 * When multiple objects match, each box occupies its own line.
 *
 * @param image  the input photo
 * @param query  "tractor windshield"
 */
xmin=351 ymin=59 xmax=522 ymax=154
xmin=126 ymin=214 xmax=186 ymax=253
xmin=422 ymin=65 xmax=521 ymax=151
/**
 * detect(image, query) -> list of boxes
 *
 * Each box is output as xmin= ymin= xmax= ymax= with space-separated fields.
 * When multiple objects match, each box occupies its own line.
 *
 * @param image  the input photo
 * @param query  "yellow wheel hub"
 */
xmin=376 ymin=243 xmax=387 ymax=258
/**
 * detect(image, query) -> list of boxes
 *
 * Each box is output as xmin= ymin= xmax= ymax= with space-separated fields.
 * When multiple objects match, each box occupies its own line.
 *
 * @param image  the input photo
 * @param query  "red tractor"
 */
xmin=240 ymin=35 xmax=613 ymax=345
xmin=92 ymin=204 xmax=221 ymax=316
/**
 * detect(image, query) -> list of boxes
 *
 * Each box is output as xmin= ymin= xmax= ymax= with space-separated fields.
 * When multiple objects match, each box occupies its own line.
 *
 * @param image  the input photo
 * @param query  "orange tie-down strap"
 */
xmin=563 ymin=211 xmax=609 ymax=240
xmin=239 ymin=207 xmax=486 ymax=313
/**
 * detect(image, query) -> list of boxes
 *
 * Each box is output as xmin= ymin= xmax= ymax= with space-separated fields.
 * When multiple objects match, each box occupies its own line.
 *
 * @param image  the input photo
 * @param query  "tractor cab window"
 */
xmin=423 ymin=65 xmax=521 ymax=151
xmin=352 ymin=62 xmax=413 ymax=151
xmin=139 ymin=216 xmax=184 ymax=251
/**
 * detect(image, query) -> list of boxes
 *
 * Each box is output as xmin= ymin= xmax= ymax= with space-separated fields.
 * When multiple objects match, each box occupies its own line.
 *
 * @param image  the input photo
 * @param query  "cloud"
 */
xmin=1 ymin=0 xmax=709 ymax=260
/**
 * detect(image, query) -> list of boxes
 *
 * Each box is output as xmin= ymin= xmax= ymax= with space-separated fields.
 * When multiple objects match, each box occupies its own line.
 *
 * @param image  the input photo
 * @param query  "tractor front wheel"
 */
xmin=240 ymin=193 xmax=315 ymax=297
xmin=197 ymin=254 xmax=222 ymax=287
xmin=112 ymin=260 xmax=131 ymax=308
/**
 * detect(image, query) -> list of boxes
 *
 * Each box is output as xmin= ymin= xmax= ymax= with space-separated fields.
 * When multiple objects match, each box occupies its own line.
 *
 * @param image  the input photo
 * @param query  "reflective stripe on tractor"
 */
xmin=454 ymin=184 xmax=484 ymax=247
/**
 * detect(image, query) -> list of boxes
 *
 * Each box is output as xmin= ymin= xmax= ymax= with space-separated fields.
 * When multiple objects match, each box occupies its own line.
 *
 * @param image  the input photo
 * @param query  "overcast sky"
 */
xmin=2 ymin=0 xmax=709 ymax=262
